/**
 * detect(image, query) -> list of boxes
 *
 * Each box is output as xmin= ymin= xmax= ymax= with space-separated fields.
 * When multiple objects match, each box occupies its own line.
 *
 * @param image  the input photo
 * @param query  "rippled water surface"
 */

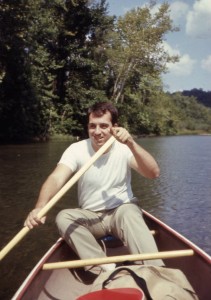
xmin=0 ymin=135 xmax=210 ymax=299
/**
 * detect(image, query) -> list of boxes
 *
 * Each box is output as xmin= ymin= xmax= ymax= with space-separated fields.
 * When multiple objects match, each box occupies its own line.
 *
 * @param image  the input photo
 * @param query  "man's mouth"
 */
xmin=94 ymin=137 xmax=104 ymax=143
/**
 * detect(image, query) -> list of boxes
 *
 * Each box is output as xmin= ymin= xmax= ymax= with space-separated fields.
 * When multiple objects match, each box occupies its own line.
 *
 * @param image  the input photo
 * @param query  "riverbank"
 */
xmin=1 ymin=129 xmax=211 ymax=145
xmin=176 ymin=129 xmax=211 ymax=136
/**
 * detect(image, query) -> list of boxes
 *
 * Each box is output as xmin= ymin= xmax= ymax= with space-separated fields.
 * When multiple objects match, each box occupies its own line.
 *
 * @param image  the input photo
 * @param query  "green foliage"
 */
xmin=0 ymin=0 xmax=210 ymax=142
xmin=105 ymin=2 xmax=179 ymax=103
xmin=0 ymin=1 xmax=39 ymax=141
xmin=46 ymin=0 xmax=115 ymax=136
xmin=0 ymin=0 xmax=61 ymax=141
xmin=182 ymin=89 xmax=211 ymax=108
xmin=170 ymin=92 xmax=211 ymax=133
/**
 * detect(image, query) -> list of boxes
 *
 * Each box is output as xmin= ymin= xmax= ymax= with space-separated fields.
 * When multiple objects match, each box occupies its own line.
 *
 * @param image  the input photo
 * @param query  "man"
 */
xmin=24 ymin=102 xmax=163 ymax=271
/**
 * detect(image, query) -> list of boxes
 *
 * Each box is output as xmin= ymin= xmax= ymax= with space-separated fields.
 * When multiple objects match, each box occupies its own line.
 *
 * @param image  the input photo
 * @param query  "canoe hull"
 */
xmin=13 ymin=211 xmax=211 ymax=300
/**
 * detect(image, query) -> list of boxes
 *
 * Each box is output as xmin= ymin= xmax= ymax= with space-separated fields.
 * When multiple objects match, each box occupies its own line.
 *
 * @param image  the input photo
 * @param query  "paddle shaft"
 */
xmin=43 ymin=249 xmax=194 ymax=270
xmin=0 ymin=136 xmax=116 ymax=261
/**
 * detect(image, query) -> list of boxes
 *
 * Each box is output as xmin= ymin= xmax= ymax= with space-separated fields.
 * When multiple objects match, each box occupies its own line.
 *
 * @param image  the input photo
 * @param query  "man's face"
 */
xmin=88 ymin=111 xmax=114 ymax=151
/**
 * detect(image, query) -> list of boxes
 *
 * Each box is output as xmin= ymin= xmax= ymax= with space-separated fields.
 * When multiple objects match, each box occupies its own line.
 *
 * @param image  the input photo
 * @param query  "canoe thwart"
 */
xmin=42 ymin=249 xmax=194 ymax=270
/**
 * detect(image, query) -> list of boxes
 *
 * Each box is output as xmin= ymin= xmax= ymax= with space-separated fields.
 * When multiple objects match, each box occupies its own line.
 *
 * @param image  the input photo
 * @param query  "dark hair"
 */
xmin=87 ymin=102 xmax=118 ymax=125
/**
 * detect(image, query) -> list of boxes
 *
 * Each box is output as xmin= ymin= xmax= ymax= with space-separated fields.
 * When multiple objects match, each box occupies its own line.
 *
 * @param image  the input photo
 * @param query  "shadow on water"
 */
xmin=0 ymin=136 xmax=210 ymax=299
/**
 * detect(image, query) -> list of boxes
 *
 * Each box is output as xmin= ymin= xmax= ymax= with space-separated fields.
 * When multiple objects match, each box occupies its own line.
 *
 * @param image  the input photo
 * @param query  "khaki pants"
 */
xmin=55 ymin=203 xmax=163 ymax=266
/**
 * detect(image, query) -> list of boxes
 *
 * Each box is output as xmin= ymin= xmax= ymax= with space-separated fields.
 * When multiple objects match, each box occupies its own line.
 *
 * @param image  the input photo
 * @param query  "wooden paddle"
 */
xmin=0 ymin=136 xmax=116 ymax=261
xmin=42 ymin=249 xmax=194 ymax=270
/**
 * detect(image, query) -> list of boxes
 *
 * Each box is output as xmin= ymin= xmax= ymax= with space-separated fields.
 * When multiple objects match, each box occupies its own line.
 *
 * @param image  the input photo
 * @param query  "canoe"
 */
xmin=12 ymin=210 xmax=211 ymax=300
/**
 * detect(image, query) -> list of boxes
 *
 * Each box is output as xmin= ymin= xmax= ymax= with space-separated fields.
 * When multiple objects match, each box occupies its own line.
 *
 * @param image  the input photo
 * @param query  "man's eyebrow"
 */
xmin=88 ymin=122 xmax=109 ymax=125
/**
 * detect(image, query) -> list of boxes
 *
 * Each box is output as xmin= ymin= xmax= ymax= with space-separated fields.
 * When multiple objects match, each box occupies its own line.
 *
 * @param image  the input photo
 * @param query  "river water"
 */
xmin=0 ymin=135 xmax=211 ymax=299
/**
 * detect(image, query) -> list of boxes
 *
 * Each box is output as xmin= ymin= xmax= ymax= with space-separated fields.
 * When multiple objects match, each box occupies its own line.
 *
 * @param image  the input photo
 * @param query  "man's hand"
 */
xmin=24 ymin=208 xmax=46 ymax=229
xmin=111 ymin=127 xmax=133 ymax=144
xmin=112 ymin=127 xmax=160 ymax=178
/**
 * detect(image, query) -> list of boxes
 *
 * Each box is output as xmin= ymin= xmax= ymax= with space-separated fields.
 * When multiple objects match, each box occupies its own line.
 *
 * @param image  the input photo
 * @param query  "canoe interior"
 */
xmin=13 ymin=211 xmax=211 ymax=300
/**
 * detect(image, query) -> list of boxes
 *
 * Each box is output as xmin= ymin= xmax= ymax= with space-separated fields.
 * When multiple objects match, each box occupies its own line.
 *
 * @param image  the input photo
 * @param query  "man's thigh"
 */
xmin=56 ymin=208 xmax=107 ymax=238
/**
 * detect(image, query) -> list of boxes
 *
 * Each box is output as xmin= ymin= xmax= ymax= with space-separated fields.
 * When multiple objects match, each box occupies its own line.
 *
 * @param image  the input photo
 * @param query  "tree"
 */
xmin=0 ymin=0 xmax=36 ymax=141
xmin=0 ymin=0 xmax=115 ymax=140
xmin=182 ymin=89 xmax=211 ymax=108
xmin=0 ymin=0 xmax=81 ymax=141
xmin=25 ymin=0 xmax=64 ymax=138
xmin=105 ymin=3 xmax=178 ymax=104
xmin=52 ymin=0 xmax=115 ymax=136
xmin=170 ymin=92 xmax=211 ymax=133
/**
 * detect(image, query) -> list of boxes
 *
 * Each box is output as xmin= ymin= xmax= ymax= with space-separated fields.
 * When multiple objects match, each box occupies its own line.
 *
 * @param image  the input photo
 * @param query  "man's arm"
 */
xmin=24 ymin=164 xmax=73 ymax=229
xmin=111 ymin=127 xmax=160 ymax=179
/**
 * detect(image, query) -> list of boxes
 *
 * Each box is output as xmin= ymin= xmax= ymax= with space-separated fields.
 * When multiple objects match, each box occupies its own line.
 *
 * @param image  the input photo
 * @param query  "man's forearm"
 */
xmin=34 ymin=175 xmax=63 ymax=209
xmin=127 ymin=138 xmax=160 ymax=179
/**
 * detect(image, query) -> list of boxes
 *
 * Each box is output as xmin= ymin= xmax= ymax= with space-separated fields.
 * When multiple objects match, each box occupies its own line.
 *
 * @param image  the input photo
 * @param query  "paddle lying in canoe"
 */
xmin=42 ymin=249 xmax=194 ymax=270
xmin=12 ymin=210 xmax=211 ymax=300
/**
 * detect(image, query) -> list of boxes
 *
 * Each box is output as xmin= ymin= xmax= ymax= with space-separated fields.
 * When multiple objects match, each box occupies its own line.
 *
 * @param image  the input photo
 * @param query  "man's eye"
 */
xmin=89 ymin=124 xmax=96 ymax=129
xmin=101 ymin=124 xmax=109 ymax=129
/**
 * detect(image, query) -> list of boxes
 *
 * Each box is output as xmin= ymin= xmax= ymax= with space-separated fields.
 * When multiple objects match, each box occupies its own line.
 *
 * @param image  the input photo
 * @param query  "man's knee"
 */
xmin=116 ymin=203 xmax=142 ymax=221
xmin=55 ymin=209 xmax=75 ymax=229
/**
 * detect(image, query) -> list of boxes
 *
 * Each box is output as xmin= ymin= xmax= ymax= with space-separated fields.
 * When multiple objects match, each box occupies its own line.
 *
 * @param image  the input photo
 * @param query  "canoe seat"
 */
xmin=77 ymin=288 xmax=144 ymax=299
xmin=99 ymin=235 xmax=123 ymax=248
xmin=99 ymin=231 xmax=156 ymax=249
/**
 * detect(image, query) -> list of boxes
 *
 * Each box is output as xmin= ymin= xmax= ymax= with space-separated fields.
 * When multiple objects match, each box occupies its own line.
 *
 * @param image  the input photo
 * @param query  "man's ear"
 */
xmin=113 ymin=123 xmax=118 ymax=127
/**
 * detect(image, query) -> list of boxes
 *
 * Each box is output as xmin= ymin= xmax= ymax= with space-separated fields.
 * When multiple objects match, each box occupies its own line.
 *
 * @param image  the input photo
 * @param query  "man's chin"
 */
xmin=95 ymin=140 xmax=104 ymax=147
xmin=92 ymin=139 xmax=106 ymax=150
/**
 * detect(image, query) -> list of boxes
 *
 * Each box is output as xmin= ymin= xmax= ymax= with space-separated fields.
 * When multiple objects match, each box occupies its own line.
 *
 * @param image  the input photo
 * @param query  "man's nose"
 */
xmin=94 ymin=125 xmax=101 ymax=134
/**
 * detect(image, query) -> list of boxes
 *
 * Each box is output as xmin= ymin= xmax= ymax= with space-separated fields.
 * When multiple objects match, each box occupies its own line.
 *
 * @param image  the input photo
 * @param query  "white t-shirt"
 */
xmin=58 ymin=139 xmax=134 ymax=211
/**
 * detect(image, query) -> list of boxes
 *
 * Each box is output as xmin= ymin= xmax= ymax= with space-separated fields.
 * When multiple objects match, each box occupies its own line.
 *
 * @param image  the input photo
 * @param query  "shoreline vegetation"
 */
xmin=1 ymin=129 xmax=211 ymax=145
xmin=40 ymin=130 xmax=211 ymax=143
xmin=1 ymin=130 xmax=211 ymax=145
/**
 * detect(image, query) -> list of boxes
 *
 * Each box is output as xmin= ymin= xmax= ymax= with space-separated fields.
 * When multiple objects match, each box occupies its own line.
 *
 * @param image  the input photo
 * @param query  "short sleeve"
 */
xmin=58 ymin=143 xmax=78 ymax=172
